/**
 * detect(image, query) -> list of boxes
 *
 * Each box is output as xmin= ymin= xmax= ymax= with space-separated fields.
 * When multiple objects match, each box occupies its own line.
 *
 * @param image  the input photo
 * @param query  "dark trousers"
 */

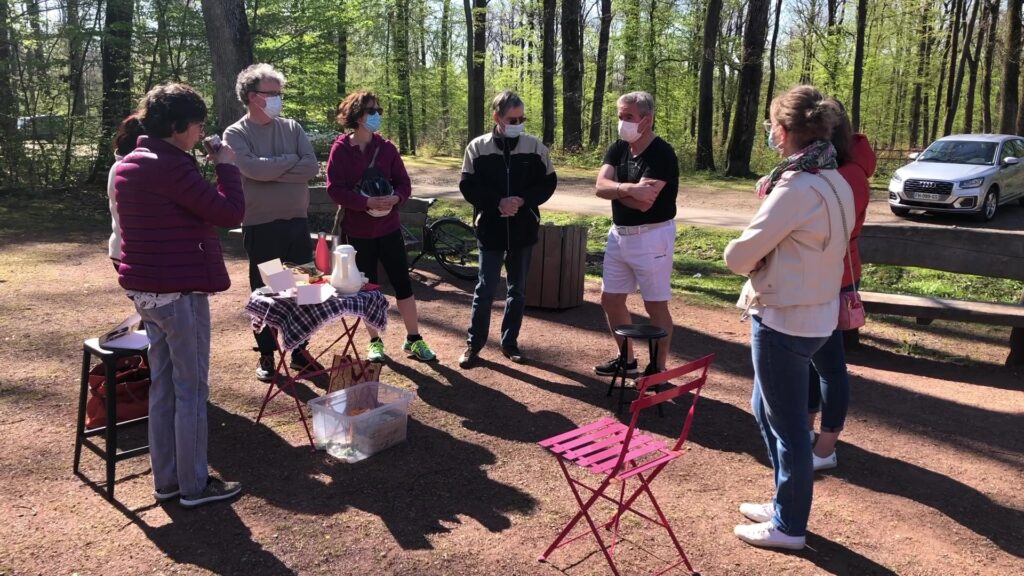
xmin=467 ymin=244 xmax=533 ymax=350
xmin=242 ymin=218 xmax=313 ymax=355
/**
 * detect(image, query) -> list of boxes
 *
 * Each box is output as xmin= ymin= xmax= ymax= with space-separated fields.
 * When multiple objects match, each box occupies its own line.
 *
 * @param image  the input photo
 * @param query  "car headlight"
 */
xmin=891 ymin=173 xmax=903 ymax=183
xmin=959 ymin=177 xmax=985 ymax=189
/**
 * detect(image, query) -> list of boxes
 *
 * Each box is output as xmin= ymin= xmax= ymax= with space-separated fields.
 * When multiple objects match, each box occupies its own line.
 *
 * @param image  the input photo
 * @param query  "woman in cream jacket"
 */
xmin=724 ymin=85 xmax=854 ymax=551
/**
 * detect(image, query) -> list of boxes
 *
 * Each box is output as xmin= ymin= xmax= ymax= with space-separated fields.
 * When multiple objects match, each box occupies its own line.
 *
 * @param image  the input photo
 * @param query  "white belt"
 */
xmin=613 ymin=219 xmax=673 ymax=236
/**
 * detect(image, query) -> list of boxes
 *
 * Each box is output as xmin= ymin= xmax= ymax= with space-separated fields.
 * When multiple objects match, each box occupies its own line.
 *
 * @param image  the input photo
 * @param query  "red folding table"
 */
xmin=244 ymin=286 xmax=389 ymax=447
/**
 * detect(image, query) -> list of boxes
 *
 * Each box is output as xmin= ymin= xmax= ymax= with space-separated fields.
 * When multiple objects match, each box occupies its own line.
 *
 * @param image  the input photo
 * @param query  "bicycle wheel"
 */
xmin=428 ymin=217 xmax=480 ymax=281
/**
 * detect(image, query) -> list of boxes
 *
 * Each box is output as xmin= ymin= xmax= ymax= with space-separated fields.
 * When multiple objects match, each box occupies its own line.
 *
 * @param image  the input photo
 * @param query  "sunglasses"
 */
xmin=365 ymin=107 xmax=384 ymax=116
xmin=254 ymin=90 xmax=283 ymax=97
xmin=504 ymin=116 xmax=527 ymax=125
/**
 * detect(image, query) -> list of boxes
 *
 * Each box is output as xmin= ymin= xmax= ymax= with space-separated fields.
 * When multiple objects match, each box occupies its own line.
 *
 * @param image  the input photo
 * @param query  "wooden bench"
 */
xmin=856 ymin=223 xmax=1024 ymax=365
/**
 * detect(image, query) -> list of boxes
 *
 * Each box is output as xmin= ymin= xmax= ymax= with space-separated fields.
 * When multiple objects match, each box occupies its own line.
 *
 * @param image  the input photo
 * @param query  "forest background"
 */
xmin=1 ymin=0 xmax=1021 ymax=189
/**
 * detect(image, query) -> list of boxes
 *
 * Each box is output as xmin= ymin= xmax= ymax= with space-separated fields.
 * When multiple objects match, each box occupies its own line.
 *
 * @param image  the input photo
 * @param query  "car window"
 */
xmin=919 ymin=140 xmax=997 ymax=165
xmin=1010 ymin=140 xmax=1024 ymax=158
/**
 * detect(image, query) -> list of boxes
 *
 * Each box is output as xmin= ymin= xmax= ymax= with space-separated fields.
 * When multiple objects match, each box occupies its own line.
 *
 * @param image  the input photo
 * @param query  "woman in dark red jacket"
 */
xmin=807 ymin=103 xmax=877 ymax=472
xmin=326 ymin=90 xmax=436 ymax=363
xmin=115 ymin=83 xmax=244 ymax=509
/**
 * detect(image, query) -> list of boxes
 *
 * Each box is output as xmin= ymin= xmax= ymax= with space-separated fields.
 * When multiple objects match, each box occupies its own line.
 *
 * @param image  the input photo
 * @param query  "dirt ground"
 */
xmin=1 ymin=185 xmax=1023 ymax=576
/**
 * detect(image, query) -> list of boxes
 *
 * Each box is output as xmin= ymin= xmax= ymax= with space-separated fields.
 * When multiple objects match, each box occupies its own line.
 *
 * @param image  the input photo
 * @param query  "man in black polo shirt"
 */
xmin=593 ymin=91 xmax=679 ymax=378
xmin=457 ymin=90 xmax=558 ymax=368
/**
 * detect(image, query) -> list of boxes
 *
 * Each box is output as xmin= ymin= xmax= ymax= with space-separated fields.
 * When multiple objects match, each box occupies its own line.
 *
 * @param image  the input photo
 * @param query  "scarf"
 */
xmin=756 ymin=139 xmax=838 ymax=199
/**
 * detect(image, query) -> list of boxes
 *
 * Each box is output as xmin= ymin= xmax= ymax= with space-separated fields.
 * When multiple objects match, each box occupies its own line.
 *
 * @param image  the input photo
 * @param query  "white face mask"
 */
xmin=503 ymin=123 xmax=525 ymax=138
xmin=262 ymin=96 xmax=283 ymax=118
xmin=618 ymin=119 xmax=641 ymax=143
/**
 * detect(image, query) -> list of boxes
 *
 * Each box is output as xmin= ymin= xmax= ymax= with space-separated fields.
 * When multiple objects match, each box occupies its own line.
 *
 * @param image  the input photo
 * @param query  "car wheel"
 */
xmin=975 ymin=189 xmax=999 ymax=221
xmin=890 ymin=206 xmax=911 ymax=217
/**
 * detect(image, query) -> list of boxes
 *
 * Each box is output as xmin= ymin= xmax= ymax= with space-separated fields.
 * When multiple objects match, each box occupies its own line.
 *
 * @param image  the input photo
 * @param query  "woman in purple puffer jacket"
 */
xmin=115 ymin=83 xmax=244 ymax=509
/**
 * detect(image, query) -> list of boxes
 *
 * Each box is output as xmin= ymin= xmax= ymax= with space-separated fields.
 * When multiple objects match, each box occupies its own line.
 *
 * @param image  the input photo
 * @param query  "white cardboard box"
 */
xmin=257 ymin=258 xmax=296 ymax=293
xmin=296 ymin=283 xmax=335 ymax=305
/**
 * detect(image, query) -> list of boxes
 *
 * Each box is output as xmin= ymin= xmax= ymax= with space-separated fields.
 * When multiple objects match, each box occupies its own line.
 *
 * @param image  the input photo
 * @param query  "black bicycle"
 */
xmin=401 ymin=198 xmax=479 ymax=281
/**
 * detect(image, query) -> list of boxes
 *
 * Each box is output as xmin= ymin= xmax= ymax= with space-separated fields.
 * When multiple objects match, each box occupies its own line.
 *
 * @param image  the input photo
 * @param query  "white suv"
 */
xmin=888 ymin=134 xmax=1024 ymax=221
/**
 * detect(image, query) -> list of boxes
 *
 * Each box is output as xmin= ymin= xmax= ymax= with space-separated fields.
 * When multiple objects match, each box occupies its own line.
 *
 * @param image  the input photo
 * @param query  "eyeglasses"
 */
xmin=365 ymin=107 xmax=384 ymax=116
xmin=253 ymin=90 xmax=283 ymax=97
xmin=762 ymin=120 xmax=773 ymax=133
xmin=504 ymin=116 xmax=527 ymax=125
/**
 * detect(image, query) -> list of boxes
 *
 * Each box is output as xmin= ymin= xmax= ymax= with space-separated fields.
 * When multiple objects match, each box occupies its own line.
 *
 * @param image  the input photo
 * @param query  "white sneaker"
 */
xmin=739 ymin=502 xmax=773 ymax=523
xmin=734 ymin=521 xmax=806 ymax=550
xmin=813 ymin=451 xmax=838 ymax=471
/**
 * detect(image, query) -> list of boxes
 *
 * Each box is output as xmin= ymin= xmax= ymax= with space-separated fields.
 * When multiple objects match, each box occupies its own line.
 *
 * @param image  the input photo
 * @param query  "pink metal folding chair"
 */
xmin=538 ymin=353 xmax=715 ymax=576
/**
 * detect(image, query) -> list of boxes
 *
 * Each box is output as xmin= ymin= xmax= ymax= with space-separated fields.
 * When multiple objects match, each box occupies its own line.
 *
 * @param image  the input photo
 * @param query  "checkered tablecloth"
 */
xmin=245 ymin=288 xmax=389 ymax=351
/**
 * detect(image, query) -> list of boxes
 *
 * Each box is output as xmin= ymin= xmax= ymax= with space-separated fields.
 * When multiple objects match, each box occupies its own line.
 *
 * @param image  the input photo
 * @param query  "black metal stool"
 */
xmin=73 ymin=337 xmax=150 ymax=500
xmin=605 ymin=324 xmax=668 ymax=414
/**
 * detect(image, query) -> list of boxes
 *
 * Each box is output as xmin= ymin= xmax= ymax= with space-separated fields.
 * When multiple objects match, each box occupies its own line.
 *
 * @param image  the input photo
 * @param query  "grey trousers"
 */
xmin=137 ymin=294 xmax=210 ymax=496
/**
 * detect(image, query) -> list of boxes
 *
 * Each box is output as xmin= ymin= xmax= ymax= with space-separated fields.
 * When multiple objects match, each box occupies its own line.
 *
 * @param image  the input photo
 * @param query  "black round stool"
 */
xmin=605 ymin=324 xmax=667 ymax=414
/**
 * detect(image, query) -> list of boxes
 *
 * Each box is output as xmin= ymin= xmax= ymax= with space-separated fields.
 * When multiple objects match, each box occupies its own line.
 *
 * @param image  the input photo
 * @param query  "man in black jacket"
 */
xmin=457 ymin=91 xmax=557 ymax=368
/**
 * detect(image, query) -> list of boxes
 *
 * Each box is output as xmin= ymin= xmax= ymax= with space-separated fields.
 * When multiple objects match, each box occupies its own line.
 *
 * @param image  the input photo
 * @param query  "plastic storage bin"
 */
xmin=308 ymin=381 xmax=415 ymax=462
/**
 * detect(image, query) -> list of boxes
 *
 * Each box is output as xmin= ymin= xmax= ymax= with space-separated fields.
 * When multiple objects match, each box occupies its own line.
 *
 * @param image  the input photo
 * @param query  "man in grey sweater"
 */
xmin=223 ymin=63 xmax=320 ymax=382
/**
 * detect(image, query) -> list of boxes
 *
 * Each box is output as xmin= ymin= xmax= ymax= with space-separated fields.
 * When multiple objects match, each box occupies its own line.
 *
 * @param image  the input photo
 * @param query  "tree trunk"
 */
xmin=850 ymin=0 xmax=869 ymax=131
xmin=588 ymin=0 xmax=612 ymax=148
xmin=981 ymin=0 xmax=998 ymax=133
xmin=622 ymin=0 xmax=641 ymax=88
xmin=930 ymin=18 xmax=951 ymax=143
xmin=541 ymin=0 xmax=555 ymax=146
xmin=90 ymin=0 xmax=134 ymax=183
xmin=909 ymin=7 xmax=930 ymax=148
xmin=1000 ymin=0 xmax=1022 ymax=134
xmin=0 ymin=0 xmax=20 ymax=185
xmin=561 ymin=0 xmax=583 ymax=151
xmin=393 ymin=0 xmax=415 ymax=153
xmin=337 ymin=21 xmax=348 ymax=97
xmin=725 ymin=0 xmax=770 ymax=178
xmin=763 ymin=0 xmax=783 ymax=119
xmin=467 ymin=0 xmax=486 ymax=139
xmin=941 ymin=0 xmax=965 ymax=136
xmin=439 ymin=0 xmax=451 ymax=146
xmin=964 ymin=0 xmax=987 ymax=133
xmin=200 ymin=0 xmax=253 ymax=132
xmin=66 ymin=0 xmax=86 ymax=116
xmin=696 ymin=0 xmax=723 ymax=171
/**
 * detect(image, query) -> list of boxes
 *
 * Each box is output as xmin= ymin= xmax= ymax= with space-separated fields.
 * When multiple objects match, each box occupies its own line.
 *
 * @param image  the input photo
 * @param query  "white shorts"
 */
xmin=601 ymin=220 xmax=676 ymax=302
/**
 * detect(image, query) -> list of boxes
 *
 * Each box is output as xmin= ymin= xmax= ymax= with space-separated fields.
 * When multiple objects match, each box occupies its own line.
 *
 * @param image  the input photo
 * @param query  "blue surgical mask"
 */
xmin=503 ymin=123 xmax=524 ymax=138
xmin=767 ymin=127 xmax=780 ymax=150
xmin=364 ymin=112 xmax=382 ymax=133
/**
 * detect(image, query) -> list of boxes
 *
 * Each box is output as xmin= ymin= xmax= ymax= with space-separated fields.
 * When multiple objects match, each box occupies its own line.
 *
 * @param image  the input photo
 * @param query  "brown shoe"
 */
xmin=501 ymin=345 xmax=526 ymax=364
xmin=458 ymin=346 xmax=480 ymax=369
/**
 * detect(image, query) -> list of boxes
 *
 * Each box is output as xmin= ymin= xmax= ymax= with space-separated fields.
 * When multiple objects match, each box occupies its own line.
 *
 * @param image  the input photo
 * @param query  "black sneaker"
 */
xmin=501 ymin=345 xmax=527 ymax=364
xmin=179 ymin=477 xmax=242 ymax=509
xmin=255 ymin=354 xmax=275 ymax=382
xmin=458 ymin=346 xmax=480 ymax=369
xmin=153 ymin=484 xmax=180 ymax=502
xmin=290 ymin=350 xmax=325 ymax=375
xmin=594 ymin=357 xmax=639 ymax=377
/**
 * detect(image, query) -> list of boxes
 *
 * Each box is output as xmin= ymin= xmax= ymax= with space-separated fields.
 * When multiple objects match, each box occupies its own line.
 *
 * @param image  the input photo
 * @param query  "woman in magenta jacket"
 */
xmin=325 ymin=90 xmax=436 ymax=363
xmin=115 ymin=83 xmax=244 ymax=509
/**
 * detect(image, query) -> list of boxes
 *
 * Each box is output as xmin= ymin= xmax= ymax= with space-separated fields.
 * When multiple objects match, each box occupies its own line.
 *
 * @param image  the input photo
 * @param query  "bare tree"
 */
xmin=200 ymin=0 xmax=253 ymax=132
xmin=1000 ymin=0 xmax=1021 ymax=134
xmin=465 ymin=0 xmax=486 ymax=139
xmin=963 ymin=0 xmax=987 ymax=132
xmin=696 ymin=0 xmax=723 ymax=171
xmin=588 ymin=0 xmax=612 ymax=148
xmin=908 ymin=5 xmax=930 ymax=147
xmin=725 ymin=0 xmax=770 ymax=177
xmin=438 ymin=0 xmax=451 ymax=146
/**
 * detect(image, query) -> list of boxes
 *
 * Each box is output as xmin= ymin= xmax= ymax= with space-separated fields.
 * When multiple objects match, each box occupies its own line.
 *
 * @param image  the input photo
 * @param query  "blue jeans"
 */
xmin=807 ymin=330 xmax=849 ymax=432
xmin=750 ymin=315 xmax=830 ymax=536
xmin=808 ymin=284 xmax=855 ymax=432
xmin=137 ymin=294 xmax=211 ymax=496
xmin=467 ymin=245 xmax=533 ymax=350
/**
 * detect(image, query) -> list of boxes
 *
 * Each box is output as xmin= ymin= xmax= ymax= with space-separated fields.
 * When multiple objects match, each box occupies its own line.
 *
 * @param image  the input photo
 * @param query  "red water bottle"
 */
xmin=315 ymin=232 xmax=331 ymax=274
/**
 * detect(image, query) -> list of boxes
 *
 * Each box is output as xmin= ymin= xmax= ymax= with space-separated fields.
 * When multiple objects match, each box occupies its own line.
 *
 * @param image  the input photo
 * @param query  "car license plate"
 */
xmin=912 ymin=192 xmax=942 ymax=201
